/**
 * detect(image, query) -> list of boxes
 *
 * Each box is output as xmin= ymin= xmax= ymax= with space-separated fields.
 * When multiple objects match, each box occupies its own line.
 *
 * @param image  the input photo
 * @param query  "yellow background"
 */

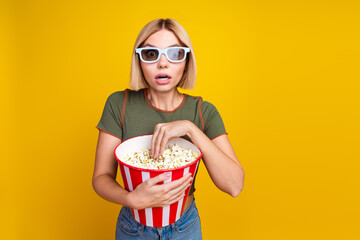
xmin=1 ymin=0 xmax=359 ymax=239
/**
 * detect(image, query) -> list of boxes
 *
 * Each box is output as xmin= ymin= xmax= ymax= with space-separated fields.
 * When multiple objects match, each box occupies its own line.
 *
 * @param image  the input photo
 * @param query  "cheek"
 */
xmin=176 ymin=63 xmax=186 ymax=77
xmin=140 ymin=64 xmax=152 ymax=77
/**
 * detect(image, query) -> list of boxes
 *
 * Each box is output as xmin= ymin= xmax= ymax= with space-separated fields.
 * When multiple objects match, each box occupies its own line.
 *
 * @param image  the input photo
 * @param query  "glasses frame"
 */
xmin=135 ymin=47 xmax=190 ymax=63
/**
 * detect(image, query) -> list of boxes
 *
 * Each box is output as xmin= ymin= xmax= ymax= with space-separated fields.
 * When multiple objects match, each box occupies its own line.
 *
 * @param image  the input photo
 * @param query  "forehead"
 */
xmin=143 ymin=29 xmax=182 ymax=48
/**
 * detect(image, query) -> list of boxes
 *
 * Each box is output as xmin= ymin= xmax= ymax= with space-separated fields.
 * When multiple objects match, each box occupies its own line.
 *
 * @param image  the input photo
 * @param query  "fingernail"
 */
xmin=165 ymin=172 xmax=171 ymax=177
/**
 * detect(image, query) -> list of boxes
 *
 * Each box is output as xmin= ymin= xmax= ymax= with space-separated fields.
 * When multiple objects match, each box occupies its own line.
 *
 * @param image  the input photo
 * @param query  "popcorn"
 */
xmin=120 ymin=144 xmax=199 ymax=169
xmin=115 ymin=135 xmax=202 ymax=227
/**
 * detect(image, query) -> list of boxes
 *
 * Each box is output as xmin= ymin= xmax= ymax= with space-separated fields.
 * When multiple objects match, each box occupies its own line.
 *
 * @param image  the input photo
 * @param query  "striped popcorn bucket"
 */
xmin=114 ymin=134 xmax=202 ymax=227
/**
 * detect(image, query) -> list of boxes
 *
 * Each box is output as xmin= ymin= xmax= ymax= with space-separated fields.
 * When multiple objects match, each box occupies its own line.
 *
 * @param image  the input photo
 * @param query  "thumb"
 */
xmin=146 ymin=172 xmax=171 ymax=186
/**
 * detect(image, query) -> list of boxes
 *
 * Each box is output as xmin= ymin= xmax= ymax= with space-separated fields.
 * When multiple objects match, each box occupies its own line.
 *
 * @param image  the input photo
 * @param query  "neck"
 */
xmin=146 ymin=88 xmax=183 ymax=111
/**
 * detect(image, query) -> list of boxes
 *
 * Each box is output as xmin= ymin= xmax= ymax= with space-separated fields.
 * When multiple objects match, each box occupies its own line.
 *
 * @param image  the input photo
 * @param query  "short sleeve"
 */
xmin=96 ymin=91 xmax=125 ymax=140
xmin=201 ymin=101 xmax=228 ymax=140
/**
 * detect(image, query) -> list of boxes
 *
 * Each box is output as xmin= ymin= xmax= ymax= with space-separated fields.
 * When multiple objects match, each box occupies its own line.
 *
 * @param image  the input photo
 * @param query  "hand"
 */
xmin=128 ymin=172 xmax=193 ymax=210
xmin=151 ymin=120 xmax=192 ymax=158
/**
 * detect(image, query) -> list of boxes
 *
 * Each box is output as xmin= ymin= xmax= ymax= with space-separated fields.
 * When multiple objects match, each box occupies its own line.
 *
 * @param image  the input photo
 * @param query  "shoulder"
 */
xmin=200 ymin=99 xmax=219 ymax=115
xmin=106 ymin=88 xmax=143 ymax=102
xmin=184 ymin=93 xmax=202 ymax=105
xmin=107 ymin=90 xmax=126 ymax=100
xmin=102 ymin=90 xmax=129 ymax=109
xmin=123 ymin=88 xmax=145 ymax=105
xmin=183 ymin=93 xmax=219 ymax=113
xmin=125 ymin=88 xmax=144 ymax=97
xmin=201 ymin=100 xmax=216 ymax=110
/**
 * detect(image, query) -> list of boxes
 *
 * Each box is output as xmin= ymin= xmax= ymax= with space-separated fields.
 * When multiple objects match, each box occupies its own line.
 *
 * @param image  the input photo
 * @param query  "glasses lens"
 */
xmin=141 ymin=49 xmax=159 ymax=61
xmin=167 ymin=48 xmax=185 ymax=61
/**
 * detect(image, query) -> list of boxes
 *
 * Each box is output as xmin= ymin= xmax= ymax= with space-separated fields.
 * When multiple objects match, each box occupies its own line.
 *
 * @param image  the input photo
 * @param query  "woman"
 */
xmin=93 ymin=18 xmax=245 ymax=239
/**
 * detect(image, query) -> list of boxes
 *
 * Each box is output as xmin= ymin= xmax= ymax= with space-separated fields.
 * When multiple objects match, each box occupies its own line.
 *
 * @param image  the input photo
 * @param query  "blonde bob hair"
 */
xmin=130 ymin=18 xmax=197 ymax=90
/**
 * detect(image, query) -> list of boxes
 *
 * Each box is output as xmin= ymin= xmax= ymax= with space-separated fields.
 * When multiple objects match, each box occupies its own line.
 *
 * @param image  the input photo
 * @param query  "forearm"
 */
xmin=186 ymin=121 xmax=244 ymax=197
xmin=92 ymin=174 xmax=134 ymax=207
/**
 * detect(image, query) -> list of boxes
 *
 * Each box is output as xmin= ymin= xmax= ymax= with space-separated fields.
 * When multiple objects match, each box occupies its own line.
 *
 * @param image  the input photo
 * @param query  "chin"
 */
xmin=148 ymin=82 xmax=179 ymax=92
xmin=152 ymin=86 xmax=177 ymax=93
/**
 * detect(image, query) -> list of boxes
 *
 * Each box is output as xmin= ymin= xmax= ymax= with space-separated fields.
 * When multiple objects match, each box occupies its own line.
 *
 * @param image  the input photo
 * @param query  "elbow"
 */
xmin=92 ymin=174 xmax=103 ymax=194
xmin=92 ymin=176 xmax=99 ymax=193
xmin=229 ymin=171 xmax=245 ymax=197
xmin=229 ymin=186 xmax=243 ymax=198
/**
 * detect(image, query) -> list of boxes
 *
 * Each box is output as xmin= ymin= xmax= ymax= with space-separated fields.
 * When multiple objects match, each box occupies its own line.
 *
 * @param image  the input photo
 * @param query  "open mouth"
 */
xmin=155 ymin=74 xmax=172 ymax=80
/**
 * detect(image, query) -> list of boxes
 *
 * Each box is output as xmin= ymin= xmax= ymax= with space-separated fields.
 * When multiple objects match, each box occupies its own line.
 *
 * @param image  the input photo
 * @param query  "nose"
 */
xmin=158 ymin=53 xmax=169 ymax=68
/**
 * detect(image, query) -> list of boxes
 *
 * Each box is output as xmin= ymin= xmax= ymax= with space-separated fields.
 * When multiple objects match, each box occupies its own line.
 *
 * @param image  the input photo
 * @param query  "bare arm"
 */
xmin=92 ymin=130 xmax=131 ymax=205
xmin=187 ymin=124 xmax=245 ymax=197
xmin=151 ymin=120 xmax=245 ymax=197
xmin=92 ymin=130 xmax=193 ymax=209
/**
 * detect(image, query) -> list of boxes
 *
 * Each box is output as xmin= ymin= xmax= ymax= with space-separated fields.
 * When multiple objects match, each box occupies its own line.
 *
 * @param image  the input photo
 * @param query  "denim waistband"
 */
xmin=120 ymin=197 xmax=196 ymax=232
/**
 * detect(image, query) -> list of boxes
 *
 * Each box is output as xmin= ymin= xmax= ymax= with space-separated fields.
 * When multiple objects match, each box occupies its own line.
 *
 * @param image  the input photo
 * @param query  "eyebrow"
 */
xmin=143 ymin=43 xmax=181 ymax=48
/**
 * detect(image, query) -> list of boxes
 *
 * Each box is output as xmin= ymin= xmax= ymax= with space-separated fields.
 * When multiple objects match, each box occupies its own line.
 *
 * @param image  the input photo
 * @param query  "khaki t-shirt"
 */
xmin=96 ymin=88 xmax=228 ymax=195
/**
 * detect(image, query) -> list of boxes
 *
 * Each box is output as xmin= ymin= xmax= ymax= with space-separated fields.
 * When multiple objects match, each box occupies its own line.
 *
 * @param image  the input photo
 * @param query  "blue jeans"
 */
xmin=115 ymin=197 xmax=202 ymax=239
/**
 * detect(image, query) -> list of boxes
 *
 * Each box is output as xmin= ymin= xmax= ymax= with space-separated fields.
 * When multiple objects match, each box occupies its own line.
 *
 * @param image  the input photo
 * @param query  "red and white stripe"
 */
xmin=119 ymin=161 xmax=200 ymax=227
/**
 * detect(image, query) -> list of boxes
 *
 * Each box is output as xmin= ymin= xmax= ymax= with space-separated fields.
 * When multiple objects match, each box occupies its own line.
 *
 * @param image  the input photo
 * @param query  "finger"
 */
xmin=151 ymin=124 xmax=161 ymax=158
xmin=158 ymin=135 xmax=171 ymax=158
xmin=151 ymin=125 xmax=159 ymax=158
xmin=165 ymin=186 xmax=190 ymax=206
xmin=163 ymin=173 xmax=192 ymax=191
xmin=146 ymin=172 xmax=171 ymax=186
xmin=166 ymin=191 xmax=186 ymax=206
xmin=167 ymin=175 xmax=192 ymax=197
xmin=166 ymin=189 xmax=185 ymax=204
xmin=154 ymin=127 xmax=166 ymax=158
